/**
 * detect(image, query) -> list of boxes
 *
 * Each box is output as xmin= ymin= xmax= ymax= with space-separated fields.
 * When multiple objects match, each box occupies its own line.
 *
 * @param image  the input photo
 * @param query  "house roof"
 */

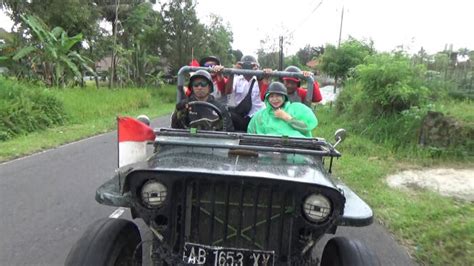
xmin=306 ymin=59 xmax=319 ymax=68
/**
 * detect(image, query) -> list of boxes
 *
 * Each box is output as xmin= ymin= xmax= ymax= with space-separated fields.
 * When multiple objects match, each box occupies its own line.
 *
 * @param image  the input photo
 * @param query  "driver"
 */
xmin=171 ymin=70 xmax=234 ymax=131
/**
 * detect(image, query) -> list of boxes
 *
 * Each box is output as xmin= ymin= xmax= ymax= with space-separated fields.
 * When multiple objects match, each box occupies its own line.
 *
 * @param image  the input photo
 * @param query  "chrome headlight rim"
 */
xmin=302 ymin=193 xmax=332 ymax=223
xmin=140 ymin=180 xmax=167 ymax=208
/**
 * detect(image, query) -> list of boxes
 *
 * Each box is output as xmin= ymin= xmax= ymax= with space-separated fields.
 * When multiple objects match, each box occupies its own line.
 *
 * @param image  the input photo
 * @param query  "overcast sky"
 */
xmin=195 ymin=0 xmax=474 ymax=56
xmin=1 ymin=0 xmax=473 ymax=57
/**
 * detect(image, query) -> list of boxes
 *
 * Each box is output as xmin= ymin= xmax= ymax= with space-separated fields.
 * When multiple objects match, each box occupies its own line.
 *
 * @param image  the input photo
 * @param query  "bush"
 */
xmin=354 ymin=53 xmax=430 ymax=115
xmin=0 ymin=78 xmax=66 ymax=141
xmin=330 ymin=48 xmax=473 ymax=158
xmin=334 ymin=53 xmax=437 ymax=149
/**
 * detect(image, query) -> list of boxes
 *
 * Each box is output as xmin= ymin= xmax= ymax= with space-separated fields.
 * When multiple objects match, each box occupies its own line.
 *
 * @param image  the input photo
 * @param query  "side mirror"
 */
xmin=334 ymin=129 xmax=346 ymax=147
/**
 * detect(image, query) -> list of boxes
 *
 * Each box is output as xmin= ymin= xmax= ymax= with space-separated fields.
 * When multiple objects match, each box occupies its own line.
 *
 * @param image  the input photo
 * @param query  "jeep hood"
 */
xmin=144 ymin=146 xmax=337 ymax=189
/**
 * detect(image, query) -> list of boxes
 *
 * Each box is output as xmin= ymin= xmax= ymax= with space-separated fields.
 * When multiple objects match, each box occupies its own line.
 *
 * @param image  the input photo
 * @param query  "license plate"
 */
xmin=183 ymin=242 xmax=275 ymax=266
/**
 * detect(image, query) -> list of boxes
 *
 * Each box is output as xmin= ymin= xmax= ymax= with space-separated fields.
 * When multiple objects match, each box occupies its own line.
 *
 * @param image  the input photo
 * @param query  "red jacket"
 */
xmin=214 ymin=76 xmax=227 ymax=93
xmin=259 ymin=81 xmax=323 ymax=103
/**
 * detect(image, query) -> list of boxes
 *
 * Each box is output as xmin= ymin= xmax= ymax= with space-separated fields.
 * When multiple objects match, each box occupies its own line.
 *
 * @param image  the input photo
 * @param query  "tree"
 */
xmin=296 ymin=44 xmax=324 ymax=66
xmin=161 ymin=0 xmax=206 ymax=73
xmin=91 ymin=0 xmax=156 ymax=87
xmin=9 ymin=15 xmax=95 ymax=86
xmin=283 ymin=55 xmax=303 ymax=70
xmin=432 ymin=52 xmax=450 ymax=78
xmin=2 ymin=0 xmax=102 ymax=85
xmin=319 ymin=38 xmax=373 ymax=82
xmin=257 ymin=32 xmax=292 ymax=69
xmin=1 ymin=0 xmax=100 ymax=38
xmin=256 ymin=49 xmax=279 ymax=70
xmin=0 ymin=30 xmax=33 ymax=79
xmin=203 ymin=14 xmax=233 ymax=66
xmin=412 ymin=47 xmax=431 ymax=65
xmin=468 ymin=51 xmax=474 ymax=62
xmin=231 ymin=49 xmax=243 ymax=63
xmin=257 ymin=35 xmax=280 ymax=70
xmin=457 ymin=48 xmax=470 ymax=58
xmin=118 ymin=1 xmax=165 ymax=86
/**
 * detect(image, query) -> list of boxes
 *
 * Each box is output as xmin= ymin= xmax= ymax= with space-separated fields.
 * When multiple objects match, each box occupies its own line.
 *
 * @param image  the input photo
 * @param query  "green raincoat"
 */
xmin=247 ymin=96 xmax=318 ymax=138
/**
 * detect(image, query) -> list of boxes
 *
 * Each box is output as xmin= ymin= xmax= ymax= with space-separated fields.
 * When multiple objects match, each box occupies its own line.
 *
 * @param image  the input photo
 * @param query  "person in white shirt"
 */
xmin=224 ymin=55 xmax=265 ymax=131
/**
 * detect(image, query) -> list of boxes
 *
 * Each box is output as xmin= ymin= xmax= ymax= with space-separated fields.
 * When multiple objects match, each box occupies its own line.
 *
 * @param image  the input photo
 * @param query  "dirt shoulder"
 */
xmin=387 ymin=168 xmax=474 ymax=201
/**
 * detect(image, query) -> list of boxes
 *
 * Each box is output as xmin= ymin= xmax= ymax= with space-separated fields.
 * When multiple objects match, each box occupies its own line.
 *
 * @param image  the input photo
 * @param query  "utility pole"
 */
xmin=109 ymin=0 xmax=120 ymax=88
xmin=338 ymin=6 xmax=344 ymax=47
xmin=279 ymin=36 xmax=284 ymax=71
xmin=334 ymin=6 xmax=344 ymax=94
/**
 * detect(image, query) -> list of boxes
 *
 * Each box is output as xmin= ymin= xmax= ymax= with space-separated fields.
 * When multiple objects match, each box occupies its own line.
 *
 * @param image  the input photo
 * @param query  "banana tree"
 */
xmin=12 ymin=15 xmax=96 ymax=87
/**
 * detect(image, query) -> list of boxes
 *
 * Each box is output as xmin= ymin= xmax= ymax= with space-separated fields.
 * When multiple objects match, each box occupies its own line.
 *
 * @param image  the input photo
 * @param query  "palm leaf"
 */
xmin=62 ymin=33 xmax=83 ymax=52
xmin=45 ymin=46 xmax=58 ymax=60
xmin=68 ymin=51 xmax=97 ymax=77
xmin=21 ymin=15 xmax=47 ymax=43
xmin=51 ymin=27 xmax=64 ymax=39
xmin=69 ymin=51 xmax=93 ymax=64
xmin=81 ymin=63 xmax=97 ymax=77
xmin=12 ymin=46 xmax=37 ymax=61
xmin=60 ymin=55 xmax=81 ymax=79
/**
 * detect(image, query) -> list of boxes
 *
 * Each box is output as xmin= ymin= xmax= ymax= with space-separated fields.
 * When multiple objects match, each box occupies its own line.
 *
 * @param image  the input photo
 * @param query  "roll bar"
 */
xmin=177 ymin=66 xmax=315 ymax=106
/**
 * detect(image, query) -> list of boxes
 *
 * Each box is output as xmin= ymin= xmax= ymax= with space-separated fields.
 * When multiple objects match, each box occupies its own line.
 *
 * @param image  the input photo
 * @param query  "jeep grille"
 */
xmin=171 ymin=178 xmax=298 ymax=260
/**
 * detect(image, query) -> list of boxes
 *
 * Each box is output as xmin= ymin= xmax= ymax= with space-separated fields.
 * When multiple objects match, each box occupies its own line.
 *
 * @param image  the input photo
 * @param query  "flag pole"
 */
xmin=117 ymin=116 xmax=120 ymax=168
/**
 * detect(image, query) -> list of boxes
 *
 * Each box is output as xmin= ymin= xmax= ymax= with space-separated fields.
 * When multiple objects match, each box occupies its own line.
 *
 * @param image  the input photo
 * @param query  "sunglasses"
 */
xmin=192 ymin=81 xmax=209 ymax=87
xmin=204 ymin=63 xmax=217 ymax=67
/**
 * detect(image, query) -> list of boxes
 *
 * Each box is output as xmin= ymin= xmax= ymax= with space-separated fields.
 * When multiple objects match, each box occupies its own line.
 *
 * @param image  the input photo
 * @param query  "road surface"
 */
xmin=0 ymin=115 xmax=414 ymax=265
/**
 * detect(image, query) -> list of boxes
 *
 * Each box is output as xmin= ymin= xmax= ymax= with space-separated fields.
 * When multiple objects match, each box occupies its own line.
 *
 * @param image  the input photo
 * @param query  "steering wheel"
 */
xmin=180 ymin=101 xmax=224 ymax=130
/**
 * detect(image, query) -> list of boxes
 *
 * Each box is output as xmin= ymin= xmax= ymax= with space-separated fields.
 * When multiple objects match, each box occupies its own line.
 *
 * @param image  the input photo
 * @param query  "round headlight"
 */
xmin=303 ymin=194 xmax=331 ymax=222
xmin=141 ymin=181 xmax=167 ymax=207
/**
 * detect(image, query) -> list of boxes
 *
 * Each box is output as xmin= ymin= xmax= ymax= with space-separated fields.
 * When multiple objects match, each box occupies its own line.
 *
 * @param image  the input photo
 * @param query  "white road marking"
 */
xmin=0 ymin=115 xmax=171 ymax=166
xmin=109 ymin=207 xmax=126 ymax=218
xmin=0 ymin=131 xmax=113 ymax=166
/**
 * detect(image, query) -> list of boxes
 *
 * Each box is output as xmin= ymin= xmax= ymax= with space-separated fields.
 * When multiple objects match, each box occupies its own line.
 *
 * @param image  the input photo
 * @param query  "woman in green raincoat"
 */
xmin=247 ymin=82 xmax=318 ymax=138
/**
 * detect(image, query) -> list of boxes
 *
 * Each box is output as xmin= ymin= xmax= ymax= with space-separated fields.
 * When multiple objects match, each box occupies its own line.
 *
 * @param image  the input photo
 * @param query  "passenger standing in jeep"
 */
xmin=199 ymin=56 xmax=227 ymax=103
xmin=224 ymin=55 xmax=265 ymax=131
xmin=259 ymin=65 xmax=323 ymax=104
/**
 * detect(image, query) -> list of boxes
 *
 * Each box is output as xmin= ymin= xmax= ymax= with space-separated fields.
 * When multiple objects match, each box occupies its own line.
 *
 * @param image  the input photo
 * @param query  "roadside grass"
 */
xmin=0 ymin=85 xmax=175 ymax=162
xmin=431 ymin=98 xmax=473 ymax=123
xmin=314 ymin=105 xmax=474 ymax=265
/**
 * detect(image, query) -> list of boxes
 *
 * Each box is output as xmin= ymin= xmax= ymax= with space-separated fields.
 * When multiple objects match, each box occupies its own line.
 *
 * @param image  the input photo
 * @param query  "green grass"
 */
xmin=0 ymin=85 xmax=175 ymax=161
xmin=430 ymin=98 xmax=474 ymax=124
xmin=314 ymin=105 xmax=474 ymax=265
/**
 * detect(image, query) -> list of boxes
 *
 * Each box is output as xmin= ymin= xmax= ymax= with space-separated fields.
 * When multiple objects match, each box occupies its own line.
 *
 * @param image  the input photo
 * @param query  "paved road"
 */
xmin=0 ymin=115 xmax=414 ymax=265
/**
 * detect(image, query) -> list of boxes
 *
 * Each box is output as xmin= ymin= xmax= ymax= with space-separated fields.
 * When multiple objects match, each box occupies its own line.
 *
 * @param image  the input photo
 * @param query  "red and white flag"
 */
xmin=117 ymin=117 xmax=155 ymax=167
xmin=189 ymin=58 xmax=200 ymax=67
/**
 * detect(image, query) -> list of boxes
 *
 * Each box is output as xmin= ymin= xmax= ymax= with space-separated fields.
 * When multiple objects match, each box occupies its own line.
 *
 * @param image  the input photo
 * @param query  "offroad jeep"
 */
xmin=66 ymin=68 xmax=378 ymax=265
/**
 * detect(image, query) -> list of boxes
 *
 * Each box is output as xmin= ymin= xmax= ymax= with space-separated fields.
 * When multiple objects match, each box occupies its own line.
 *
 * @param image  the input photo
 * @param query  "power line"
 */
xmin=289 ymin=0 xmax=324 ymax=36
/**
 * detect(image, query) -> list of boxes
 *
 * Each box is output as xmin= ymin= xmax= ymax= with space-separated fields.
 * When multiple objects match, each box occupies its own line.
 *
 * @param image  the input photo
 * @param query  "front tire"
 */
xmin=65 ymin=218 xmax=142 ymax=266
xmin=320 ymin=236 xmax=379 ymax=266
